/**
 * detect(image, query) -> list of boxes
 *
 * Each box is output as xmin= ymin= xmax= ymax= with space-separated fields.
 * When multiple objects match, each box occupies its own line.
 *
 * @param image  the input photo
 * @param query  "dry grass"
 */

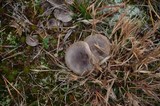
xmin=0 ymin=0 xmax=160 ymax=106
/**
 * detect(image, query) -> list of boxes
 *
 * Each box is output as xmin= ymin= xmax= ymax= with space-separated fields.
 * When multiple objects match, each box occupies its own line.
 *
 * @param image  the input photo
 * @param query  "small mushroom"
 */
xmin=84 ymin=34 xmax=111 ymax=61
xmin=40 ymin=0 xmax=52 ymax=11
xmin=46 ymin=18 xmax=61 ymax=29
xmin=54 ymin=8 xmax=72 ymax=23
xmin=26 ymin=35 xmax=39 ymax=47
xmin=65 ymin=41 xmax=96 ymax=75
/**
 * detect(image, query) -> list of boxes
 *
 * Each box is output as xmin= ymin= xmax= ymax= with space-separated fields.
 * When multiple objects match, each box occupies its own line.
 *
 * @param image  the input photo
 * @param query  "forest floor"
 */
xmin=0 ymin=0 xmax=160 ymax=106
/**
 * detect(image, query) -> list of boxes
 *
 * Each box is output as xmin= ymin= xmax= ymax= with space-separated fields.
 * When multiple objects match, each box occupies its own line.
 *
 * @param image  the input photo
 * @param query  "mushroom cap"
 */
xmin=47 ymin=18 xmax=60 ymax=29
xmin=84 ymin=34 xmax=111 ymax=61
xmin=65 ymin=41 xmax=95 ymax=75
xmin=54 ymin=8 xmax=72 ymax=23
xmin=26 ymin=35 xmax=39 ymax=47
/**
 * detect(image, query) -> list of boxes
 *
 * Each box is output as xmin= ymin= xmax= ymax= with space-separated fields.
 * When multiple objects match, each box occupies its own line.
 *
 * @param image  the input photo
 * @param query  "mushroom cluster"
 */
xmin=41 ymin=0 xmax=73 ymax=28
xmin=65 ymin=34 xmax=111 ymax=75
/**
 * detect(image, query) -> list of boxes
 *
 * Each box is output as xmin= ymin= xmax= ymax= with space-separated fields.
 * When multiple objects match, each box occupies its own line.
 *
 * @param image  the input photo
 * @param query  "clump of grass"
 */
xmin=70 ymin=0 xmax=92 ymax=20
xmin=0 ymin=0 xmax=160 ymax=106
xmin=107 ymin=16 xmax=160 ymax=105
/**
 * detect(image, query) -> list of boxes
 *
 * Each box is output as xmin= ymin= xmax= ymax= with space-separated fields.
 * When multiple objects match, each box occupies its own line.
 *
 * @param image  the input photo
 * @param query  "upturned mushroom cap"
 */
xmin=84 ymin=34 xmax=111 ymax=61
xmin=65 ymin=41 xmax=96 ymax=75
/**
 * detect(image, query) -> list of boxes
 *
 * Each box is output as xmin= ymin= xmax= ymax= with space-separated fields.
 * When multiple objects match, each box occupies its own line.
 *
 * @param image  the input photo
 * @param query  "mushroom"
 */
xmin=84 ymin=34 xmax=111 ymax=61
xmin=54 ymin=8 xmax=73 ymax=23
xmin=26 ymin=35 xmax=39 ymax=47
xmin=65 ymin=41 xmax=96 ymax=75
xmin=46 ymin=18 xmax=61 ymax=29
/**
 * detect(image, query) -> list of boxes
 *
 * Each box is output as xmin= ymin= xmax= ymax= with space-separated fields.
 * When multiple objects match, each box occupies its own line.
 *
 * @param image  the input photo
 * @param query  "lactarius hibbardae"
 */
xmin=84 ymin=34 xmax=111 ymax=61
xmin=65 ymin=41 xmax=96 ymax=75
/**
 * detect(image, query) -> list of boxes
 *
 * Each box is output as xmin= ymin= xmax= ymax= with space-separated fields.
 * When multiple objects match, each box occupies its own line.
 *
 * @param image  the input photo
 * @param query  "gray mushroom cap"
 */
xmin=65 ymin=41 xmax=95 ymax=75
xmin=47 ymin=18 xmax=60 ymax=29
xmin=26 ymin=35 xmax=39 ymax=47
xmin=84 ymin=34 xmax=111 ymax=61
xmin=54 ymin=8 xmax=72 ymax=23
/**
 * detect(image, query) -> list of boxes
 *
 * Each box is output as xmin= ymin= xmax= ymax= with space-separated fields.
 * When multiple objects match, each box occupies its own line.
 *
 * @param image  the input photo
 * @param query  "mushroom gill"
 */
xmin=65 ymin=41 xmax=96 ymax=75
xmin=84 ymin=34 xmax=111 ymax=61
